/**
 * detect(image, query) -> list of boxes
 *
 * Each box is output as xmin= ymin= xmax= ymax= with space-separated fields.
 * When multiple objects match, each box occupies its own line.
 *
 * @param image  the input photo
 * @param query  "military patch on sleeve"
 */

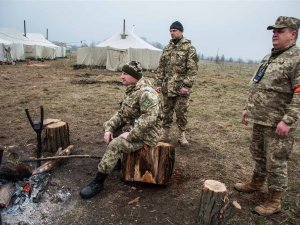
xmin=141 ymin=97 xmax=154 ymax=109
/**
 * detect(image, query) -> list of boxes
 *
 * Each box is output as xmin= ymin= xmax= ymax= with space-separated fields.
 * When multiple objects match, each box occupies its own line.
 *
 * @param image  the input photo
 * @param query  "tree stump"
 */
xmin=197 ymin=180 xmax=241 ymax=225
xmin=121 ymin=142 xmax=175 ymax=185
xmin=42 ymin=119 xmax=70 ymax=153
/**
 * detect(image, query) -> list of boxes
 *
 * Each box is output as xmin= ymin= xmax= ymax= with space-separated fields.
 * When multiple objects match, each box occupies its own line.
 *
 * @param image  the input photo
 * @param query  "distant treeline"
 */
xmin=141 ymin=37 xmax=259 ymax=64
xmin=198 ymin=53 xmax=259 ymax=65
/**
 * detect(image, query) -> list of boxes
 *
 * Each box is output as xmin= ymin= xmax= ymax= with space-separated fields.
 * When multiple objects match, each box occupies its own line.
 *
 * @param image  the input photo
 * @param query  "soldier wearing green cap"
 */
xmin=235 ymin=16 xmax=300 ymax=216
xmin=80 ymin=61 xmax=161 ymax=199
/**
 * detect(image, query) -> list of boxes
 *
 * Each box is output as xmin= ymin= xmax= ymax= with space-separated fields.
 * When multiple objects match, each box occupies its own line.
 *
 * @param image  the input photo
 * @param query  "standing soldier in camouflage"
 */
xmin=80 ymin=61 xmax=161 ymax=199
xmin=234 ymin=16 xmax=300 ymax=216
xmin=155 ymin=21 xmax=198 ymax=146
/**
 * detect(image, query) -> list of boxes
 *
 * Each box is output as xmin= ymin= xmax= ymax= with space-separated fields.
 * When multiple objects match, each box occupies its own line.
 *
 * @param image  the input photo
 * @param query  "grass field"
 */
xmin=0 ymin=54 xmax=299 ymax=225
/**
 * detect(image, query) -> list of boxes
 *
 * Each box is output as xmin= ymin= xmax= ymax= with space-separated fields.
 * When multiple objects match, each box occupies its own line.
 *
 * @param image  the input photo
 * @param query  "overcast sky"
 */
xmin=0 ymin=0 xmax=299 ymax=61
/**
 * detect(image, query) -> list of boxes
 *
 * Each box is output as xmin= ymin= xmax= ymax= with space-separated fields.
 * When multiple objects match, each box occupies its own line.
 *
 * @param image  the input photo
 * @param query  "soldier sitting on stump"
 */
xmin=80 ymin=61 xmax=161 ymax=199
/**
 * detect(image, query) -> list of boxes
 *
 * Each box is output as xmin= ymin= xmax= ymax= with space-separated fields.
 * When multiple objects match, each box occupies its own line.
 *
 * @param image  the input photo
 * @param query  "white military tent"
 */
xmin=0 ymin=29 xmax=25 ymax=62
xmin=0 ymin=28 xmax=65 ymax=62
xmin=77 ymin=28 xmax=162 ymax=71
xmin=26 ymin=33 xmax=66 ymax=58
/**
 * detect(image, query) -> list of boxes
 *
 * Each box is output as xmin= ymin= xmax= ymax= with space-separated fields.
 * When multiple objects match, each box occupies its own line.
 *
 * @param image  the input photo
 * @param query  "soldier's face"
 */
xmin=121 ymin=72 xmax=138 ymax=86
xmin=272 ymin=28 xmax=297 ymax=50
xmin=170 ymin=29 xmax=183 ymax=39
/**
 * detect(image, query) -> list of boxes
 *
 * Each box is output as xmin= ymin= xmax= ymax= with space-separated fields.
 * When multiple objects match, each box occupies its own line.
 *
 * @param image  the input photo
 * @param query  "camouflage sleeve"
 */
xmin=281 ymin=62 xmax=300 ymax=125
xmin=127 ymin=89 xmax=160 ymax=141
xmin=182 ymin=46 xmax=198 ymax=88
xmin=103 ymin=112 xmax=125 ymax=132
xmin=154 ymin=50 xmax=166 ymax=87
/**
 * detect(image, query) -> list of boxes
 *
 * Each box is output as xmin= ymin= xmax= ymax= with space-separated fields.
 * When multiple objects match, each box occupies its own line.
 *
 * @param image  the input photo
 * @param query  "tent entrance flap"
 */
xmin=106 ymin=49 xmax=128 ymax=71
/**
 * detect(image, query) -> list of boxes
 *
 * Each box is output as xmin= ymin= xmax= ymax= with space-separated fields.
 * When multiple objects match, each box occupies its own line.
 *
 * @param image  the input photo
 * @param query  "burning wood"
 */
xmin=4 ymin=172 xmax=51 ymax=214
xmin=0 ymin=144 xmax=73 ymax=221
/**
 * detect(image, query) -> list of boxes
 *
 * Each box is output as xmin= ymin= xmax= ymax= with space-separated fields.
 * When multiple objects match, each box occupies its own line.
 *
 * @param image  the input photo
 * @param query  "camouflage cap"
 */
xmin=122 ymin=61 xmax=143 ymax=80
xmin=267 ymin=16 xmax=300 ymax=30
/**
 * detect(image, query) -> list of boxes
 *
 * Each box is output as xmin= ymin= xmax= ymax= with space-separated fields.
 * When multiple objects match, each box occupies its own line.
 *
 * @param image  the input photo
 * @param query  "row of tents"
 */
xmin=0 ymin=28 xmax=66 ymax=63
xmin=77 ymin=27 xmax=163 ymax=71
xmin=1 ymin=22 xmax=162 ymax=71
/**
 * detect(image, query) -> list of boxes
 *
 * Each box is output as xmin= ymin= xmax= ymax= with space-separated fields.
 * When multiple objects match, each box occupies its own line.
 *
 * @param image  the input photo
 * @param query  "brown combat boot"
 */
xmin=255 ymin=190 xmax=282 ymax=216
xmin=159 ymin=128 xmax=171 ymax=142
xmin=178 ymin=132 xmax=189 ymax=146
xmin=234 ymin=172 xmax=266 ymax=193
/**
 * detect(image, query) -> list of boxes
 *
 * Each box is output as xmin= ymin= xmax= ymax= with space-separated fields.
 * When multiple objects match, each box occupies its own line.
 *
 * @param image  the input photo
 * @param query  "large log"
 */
xmin=0 ymin=163 xmax=32 ymax=181
xmin=197 ymin=180 xmax=241 ymax=225
xmin=121 ymin=142 xmax=175 ymax=185
xmin=42 ymin=119 xmax=70 ymax=153
xmin=0 ymin=182 xmax=15 ymax=208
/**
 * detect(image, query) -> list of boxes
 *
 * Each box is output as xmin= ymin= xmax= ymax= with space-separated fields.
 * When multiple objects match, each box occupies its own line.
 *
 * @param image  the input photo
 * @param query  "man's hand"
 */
xmin=179 ymin=87 xmax=189 ymax=95
xmin=276 ymin=121 xmax=290 ymax=137
xmin=119 ymin=132 xmax=129 ymax=140
xmin=155 ymin=87 xmax=162 ymax=93
xmin=242 ymin=110 xmax=248 ymax=126
xmin=104 ymin=131 xmax=113 ymax=144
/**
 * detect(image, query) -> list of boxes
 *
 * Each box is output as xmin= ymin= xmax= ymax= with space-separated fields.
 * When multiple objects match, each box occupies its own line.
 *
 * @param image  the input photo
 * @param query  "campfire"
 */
xmin=0 ymin=107 xmax=76 ymax=224
xmin=0 ymin=145 xmax=75 ymax=225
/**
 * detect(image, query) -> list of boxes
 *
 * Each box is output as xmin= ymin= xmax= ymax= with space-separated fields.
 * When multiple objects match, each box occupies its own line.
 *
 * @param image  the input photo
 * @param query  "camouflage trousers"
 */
xmin=250 ymin=123 xmax=296 ymax=191
xmin=162 ymin=94 xmax=189 ymax=132
xmin=98 ymin=136 xmax=144 ymax=174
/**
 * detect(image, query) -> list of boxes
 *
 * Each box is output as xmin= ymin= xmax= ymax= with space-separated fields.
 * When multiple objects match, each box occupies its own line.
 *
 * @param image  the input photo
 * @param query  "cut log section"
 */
xmin=197 ymin=180 xmax=241 ymax=225
xmin=42 ymin=119 xmax=70 ymax=153
xmin=121 ymin=142 xmax=175 ymax=185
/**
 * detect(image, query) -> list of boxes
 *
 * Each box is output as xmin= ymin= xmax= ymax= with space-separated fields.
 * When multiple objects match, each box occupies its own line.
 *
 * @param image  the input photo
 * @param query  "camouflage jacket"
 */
xmin=103 ymin=78 xmax=161 ymax=147
xmin=246 ymin=44 xmax=300 ymax=127
xmin=155 ymin=37 xmax=198 ymax=97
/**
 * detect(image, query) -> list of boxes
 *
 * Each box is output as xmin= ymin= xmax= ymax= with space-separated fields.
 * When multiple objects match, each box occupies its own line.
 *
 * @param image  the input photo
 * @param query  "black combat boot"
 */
xmin=113 ymin=159 xmax=122 ymax=171
xmin=80 ymin=172 xmax=107 ymax=199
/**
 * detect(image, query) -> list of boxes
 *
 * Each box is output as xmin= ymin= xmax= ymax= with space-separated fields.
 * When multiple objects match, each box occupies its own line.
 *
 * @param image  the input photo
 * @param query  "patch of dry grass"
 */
xmin=0 ymin=56 xmax=299 ymax=225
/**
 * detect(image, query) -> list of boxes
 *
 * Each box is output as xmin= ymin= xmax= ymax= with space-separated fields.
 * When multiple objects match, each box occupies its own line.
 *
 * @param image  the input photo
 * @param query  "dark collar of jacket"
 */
xmin=271 ymin=43 xmax=296 ymax=57
xmin=168 ymin=36 xmax=190 ymax=46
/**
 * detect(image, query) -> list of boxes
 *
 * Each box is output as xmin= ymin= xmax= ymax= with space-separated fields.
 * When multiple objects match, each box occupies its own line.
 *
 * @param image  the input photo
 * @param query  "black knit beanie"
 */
xmin=122 ymin=61 xmax=143 ymax=80
xmin=170 ymin=21 xmax=184 ymax=32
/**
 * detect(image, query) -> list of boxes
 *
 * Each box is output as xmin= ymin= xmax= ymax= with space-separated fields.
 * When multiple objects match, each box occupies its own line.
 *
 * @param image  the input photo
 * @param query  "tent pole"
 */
xmin=121 ymin=19 xmax=127 ymax=39
xmin=24 ymin=20 xmax=26 ymax=37
xmin=123 ymin=19 xmax=125 ymax=35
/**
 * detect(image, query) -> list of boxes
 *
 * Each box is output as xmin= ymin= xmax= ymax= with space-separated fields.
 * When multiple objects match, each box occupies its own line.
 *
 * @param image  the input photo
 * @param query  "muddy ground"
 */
xmin=0 ymin=55 xmax=299 ymax=225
